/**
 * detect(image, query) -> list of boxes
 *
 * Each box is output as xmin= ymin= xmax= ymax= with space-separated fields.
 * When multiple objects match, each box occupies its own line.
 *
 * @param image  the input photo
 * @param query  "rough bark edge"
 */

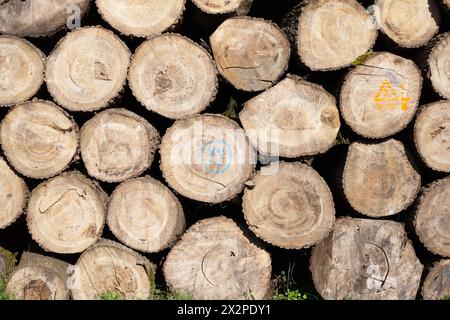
xmin=44 ymin=25 xmax=131 ymax=113
xmin=427 ymin=32 xmax=450 ymax=99
xmin=162 ymin=216 xmax=273 ymax=300
xmin=414 ymin=175 xmax=450 ymax=257
xmin=25 ymin=171 xmax=108 ymax=254
xmin=80 ymin=108 xmax=160 ymax=183
xmin=297 ymin=0 xmax=378 ymax=72
xmin=413 ymin=101 xmax=450 ymax=173
xmin=339 ymin=52 xmax=423 ymax=139
xmin=128 ymin=33 xmax=219 ymax=120
xmin=160 ymin=113 xmax=256 ymax=204
xmin=421 ymin=259 xmax=450 ymax=300
xmin=0 ymin=36 xmax=46 ymax=107
xmin=242 ymin=162 xmax=336 ymax=250
xmin=0 ymin=99 xmax=80 ymax=180
xmin=79 ymin=238 xmax=156 ymax=298
xmin=210 ymin=16 xmax=291 ymax=92
xmin=241 ymin=73 xmax=340 ymax=158
xmin=342 ymin=140 xmax=421 ymax=218
xmin=192 ymin=0 xmax=252 ymax=15
xmin=95 ymin=0 xmax=186 ymax=38
xmin=106 ymin=175 xmax=186 ymax=253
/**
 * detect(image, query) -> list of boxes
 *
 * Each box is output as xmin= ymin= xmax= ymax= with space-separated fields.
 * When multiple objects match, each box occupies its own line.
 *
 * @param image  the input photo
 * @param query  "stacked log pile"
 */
xmin=0 ymin=0 xmax=450 ymax=300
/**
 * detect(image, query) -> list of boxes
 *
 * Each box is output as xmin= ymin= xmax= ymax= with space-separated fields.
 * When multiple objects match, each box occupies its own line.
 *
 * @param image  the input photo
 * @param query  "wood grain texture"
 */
xmin=160 ymin=114 xmax=255 ymax=203
xmin=46 ymin=26 xmax=131 ymax=112
xmin=71 ymin=239 xmax=155 ymax=300
xmin=343 ymin=140 xmax=421 ymax=217
xmin=310 ymin=217 xmax=423 ymax=300
xmin=164 ymin=216 xmax=271 ymax=300
xmin=415 ymin=176 xmax=450 ymax=257
xmin=80 ymin=108 xmax=160 ymax=183
xmin=0 ymin=0 xmax=90 ymax=37
xmin=422 ymin=260 xmax=450 ymax=300
xmin=375 ymin=0 xmax=439 ymax=48
xmin=0 ymin=36 xmax=45 ymax=107
xmin=210 ymin=16 xmax=290 ymax=91
xmin=298 ymin=0 xmax=377 ymax=71
xmin=0 ymin=100 xmax=79 ymax=179
xmin=240 ymin=75 xmax=340 ymax=157
xmin=26 ymin=172 xmax=107 ymax=254
xmin=107 ymin=176 xmax=185 ymax=253
xmin=428 ymin=32 xmax=450 ymax=99
xmin=96 ymin=0 xmax=185 ymax=37
xmin=192 ymin=0 xmax=252 ymax=15
xmin=128 ymin=34 xmax=218 ymax=120
xmin=341 ymin=52 xmax=422 ymax=138
xmin=6 ymin=252 xmax=71 ymax=300
xmin=0 ymin=156 xmax=28 ymax=229
xmin=243 ymin=162 xmax=335 ymax=249
xmin=414 ymin=101 xmax=450 ymax=172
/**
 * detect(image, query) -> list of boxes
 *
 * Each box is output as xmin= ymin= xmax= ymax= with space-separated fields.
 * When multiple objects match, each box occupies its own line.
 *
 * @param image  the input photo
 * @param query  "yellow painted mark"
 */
xmin=374 ymin=80 xmax=410 ymax=111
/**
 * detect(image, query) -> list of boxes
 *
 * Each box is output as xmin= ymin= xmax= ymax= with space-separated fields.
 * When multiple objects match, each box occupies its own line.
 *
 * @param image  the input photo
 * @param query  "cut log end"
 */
xmin=1 ymin=100 xmax=79 ymax=179
xmin=6 ymin=252 xmax=70 ymax=300
xmin=107 ymin=176 xmax=186 ymax=253
xmin=341 ymin=52 xmax=422 ymax=138
xmin=80 ymin=109 xmax=160 ymax=183
xmin=160 ymin=114 xmax=256 ymax=203
xmin=0 ymin=157 xmax=28 ymax=229
xmin=343 ymin=140 xmax=421 ymax=218
xmin=240 ymin=75 xmax=340 ymax=157
xmin=298 ymin=0 xmax=377 ymax=71
xmin=414 ymin=101 xmax=450 ymax=172
xmin=46 ymin=26 xmax=131 ymax=112
xmin=96 ymin=0 xmax=185 ymax=37
xmin=310 ymin=217 xmax=423 ymax=300
xmin=192 ymin=0 xmax=252 ymax=15
xmin=129 ymin=34 xmax=218 ymax=120
xmin=429 ymin=33 xmax=450 ymax=99
xmin=210 ymin=17 xmax=290 ymax=92
xmin=243 ymin=162 xmax=335 ymax=249
xmin=375 ymin=0 xmax=438 ymax=48
xmin=0 ymin=36 xmax=45 ymax=107
xmin=26 ymin=172 xmax=107 ymax=254
xmin=71 ymin=239 xmax=155 ymax=300
xmin=0 ymin=0 xmax=90 ymax=37
xmin=422 ymin=260 xmax=450 ymax=300
xmin=164 ymin=217 xmax=272 ymax=300
xmin=415 ymin=176 xmax=450 ymax=257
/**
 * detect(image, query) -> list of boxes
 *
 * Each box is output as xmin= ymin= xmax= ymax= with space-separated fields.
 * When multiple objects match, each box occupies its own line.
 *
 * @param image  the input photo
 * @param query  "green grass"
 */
xmin=440 ymin=295 xmax=450 ymax=300
xmin=270 ymin=270 xmax=318 ymax=301
xmin=98 ymin=291 xmax=123 ymax=300
xmin=0 ymin=277 xmax=13 ymax=300
xmin=154 ymin=289 xmax=193 ymax=300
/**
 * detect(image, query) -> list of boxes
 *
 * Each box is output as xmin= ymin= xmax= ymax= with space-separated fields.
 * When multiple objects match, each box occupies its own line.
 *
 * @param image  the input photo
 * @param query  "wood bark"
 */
xmin=428 ymin=32 xmax=450 ymax=99
xmin=70 ymin=239 xmax=155 ymax=300
xmin=45 ymin=26 xmax=131 ymax=112
xmin=128 ymin=33 xmax=218 ymax=120
xmin=0 ymin=0 xmax=90 ymax=37
xmin=0 ymin=100 xmax=79 ymax=179
xmin=310 ymin=217 xmax=423 ymax=300
xmin=374 ymin=0 xmax=439 ymax=48
xmin=210 ymin=16 xmax=290 ymax=92
xmin=239 ymin=74 xmax=340 ymax=157
xmin=0 ymin=36 xmax=45 ymax=107
xmin=414 ymin=100 xmax=450 ymax=172
xmin=297 ymin=0 xmax=378 ymax=71
xmin=0 ymin=156 xmax=28 ymax=229
xmin=340 ymin=52 xmax=422 ymax=138
xmin=160 ymin=114 xmax=256 ymax=203
xmin=107 ymin=176 xmax=185 ymax=253
xmin=422 ymin=260 xmax=450 ymax=300
xmin=26 ymin=171 xmax=107 ymax=254
xmin=80 ymin=108 xmax=160 ymax=183
xmin=242 ymin=162 xmax=335 ymax=249
xmin=96 ymin=0 xmax=185 ymax=37
xmin=343 ymin=140 xmax=421 ymax=218
xmin=415 ymin=176 xmax=450 ymax=257
xmin=163 ymin=216 xmax=271 ymax=300
xmin=6 ymin=252 xmax=71 ymax=300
